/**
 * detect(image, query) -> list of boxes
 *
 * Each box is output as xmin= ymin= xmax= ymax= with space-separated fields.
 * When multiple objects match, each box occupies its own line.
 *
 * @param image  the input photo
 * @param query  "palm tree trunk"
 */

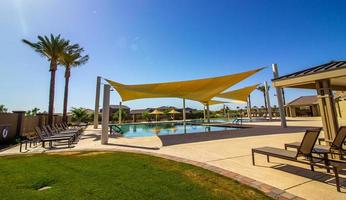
xmin=63 ymin=67 xmax=71 ymax=123
xmin=48 ymin=61 xmax=57 ymax=125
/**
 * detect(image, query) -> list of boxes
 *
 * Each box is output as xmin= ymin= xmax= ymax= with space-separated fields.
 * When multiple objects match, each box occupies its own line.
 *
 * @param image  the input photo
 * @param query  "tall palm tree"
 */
xmin=59 ymin=46 xmax=89 ymax=123
xmin=22 ymin=34 xmax=71 ymax=125
xmin=257 ymin=85 xmax=269 ymax=116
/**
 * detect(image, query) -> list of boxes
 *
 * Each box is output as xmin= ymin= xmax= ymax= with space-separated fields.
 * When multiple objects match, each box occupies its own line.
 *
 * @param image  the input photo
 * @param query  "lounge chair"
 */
xmin=43 ymin=126 xmax=77 ymax=141
xmin=330 ymin=159 xmax=346 ymax=192
xmin=51 ymin=124 xmax=79 ymax=135
xmin=284 ymin=126 xmax=346 ymax=159
xmin=252 ymin=128 xmax=329 ymax=172
xmin=62 ymin=122 xmax=83 ymax=133
xmin=34 ymin=127 xmax=73 ymax=148
xmin=55 ymin=123 xmax=81 ymax=134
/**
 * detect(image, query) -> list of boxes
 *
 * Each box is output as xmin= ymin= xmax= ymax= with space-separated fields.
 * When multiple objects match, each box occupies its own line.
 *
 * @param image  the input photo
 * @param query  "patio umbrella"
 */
xmin=150 ymin=109 xmax=164 ymax=121
xmin=168 ymin=109 xmax=180 ymax=120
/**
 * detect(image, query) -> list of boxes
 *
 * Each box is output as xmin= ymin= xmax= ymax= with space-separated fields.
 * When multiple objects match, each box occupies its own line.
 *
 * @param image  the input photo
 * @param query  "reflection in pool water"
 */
xmin=118 ymin=122 xmax=239 ymax=138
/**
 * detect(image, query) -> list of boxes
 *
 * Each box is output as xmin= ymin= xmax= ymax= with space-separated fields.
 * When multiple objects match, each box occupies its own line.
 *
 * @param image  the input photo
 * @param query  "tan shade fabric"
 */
xmin=205 ymin=100 xmax=230 ymax=106
xmin=216 ymin=84 xmax=259 ymax=102
xmin=106 ymin=68 xmax=263 ymax=103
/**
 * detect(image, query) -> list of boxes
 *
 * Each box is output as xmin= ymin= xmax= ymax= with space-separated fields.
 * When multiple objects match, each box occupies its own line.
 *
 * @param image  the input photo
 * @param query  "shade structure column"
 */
xmin=247 ymin=95 xmax=252 ymax=121
xmin=119 ymin=102 xmax=122 ymax=124
xmin=203 ymin=105 xmax=206 ymax=120
xmin=206 ymin=103 xmax=210 ymax=123
xmin=182 ymin=98 xmax=186 ymax=122
xmin=101 ymin=84 xmax=110 ymax=144
xmin=264 ymin=81 xmax=272 ymax=121
xmin=94 ymin=76 xmax=101 ymax=129
xmin=272 ymin=64 xmax=287 ymax=128
xmin=316 ymin=79 xmax=338 ymax=141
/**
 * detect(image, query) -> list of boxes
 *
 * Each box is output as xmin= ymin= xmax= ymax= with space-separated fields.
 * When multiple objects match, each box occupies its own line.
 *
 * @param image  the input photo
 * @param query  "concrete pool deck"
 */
xmin=1 ymin=117 xmax=345 ymax=200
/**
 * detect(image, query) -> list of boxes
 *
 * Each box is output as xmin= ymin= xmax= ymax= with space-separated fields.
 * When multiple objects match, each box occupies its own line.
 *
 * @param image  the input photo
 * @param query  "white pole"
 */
xmin=182 ymin=98 xmax=186 ymax=122
xmin=206 ymin=103 xmax=210 ymax=123
xmin=265 ymin=81 xmax=272 ymax=121
xmin=118 ymin=101 xmax=122 ymax=124
xmin=272 ymin=64 xmax=287 ymax=128
xmin=203 ymin=105 xmax=206 ymax=120
xmin=101 ymin=84 xmax=110 ymax=144
xmin=247 ymin=95 xmax=252 ymax=121
xmin=223 ymin=104 xmax=226 ymax=117
xmin=93 ymin=76 xmax=101 ymax=129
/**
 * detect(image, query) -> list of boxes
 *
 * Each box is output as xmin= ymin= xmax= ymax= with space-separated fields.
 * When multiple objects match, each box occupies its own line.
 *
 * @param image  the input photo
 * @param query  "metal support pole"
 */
xmin=206 ymin=103 xmax=210 ymax=123
xmin=101 ymin=84 xmax=110 ymax=144
xmin=265 ymin=81 xmax=272 ymax=121
xmin=247 ymin=95 xmax=252 ymax=121
xmin=119 ymin=101 xmax=122 ymax=124
xmin=182 ymin=98 xmax=186 ymax=122
xmin=203 ymin=105 xmax=206 ymax=120
xmin=93 ymin=76 xmax=101 ymax=129
xmin=223 ymin=104 xmax=226 ymax=117
xmin=272 ymin=64 xmax=287 ymax=128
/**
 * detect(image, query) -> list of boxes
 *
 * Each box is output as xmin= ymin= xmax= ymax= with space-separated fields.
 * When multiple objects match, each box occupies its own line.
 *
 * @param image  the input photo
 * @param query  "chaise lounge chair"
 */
xmin=251 ymin=128 xmax=329 ymax=172
xmin=34 ymin=127 xmax=74 ymax=148
xmin=43 ymin=126 xmax=77 ymax=141
xmin=284 ymin=126 xmax=346 ymax=159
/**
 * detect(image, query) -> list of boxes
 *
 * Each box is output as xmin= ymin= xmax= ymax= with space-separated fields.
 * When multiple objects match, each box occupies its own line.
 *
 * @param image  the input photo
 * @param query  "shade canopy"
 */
xmin=168 ymin=109 xmax=180 ymax=114
xmin=150 ymin=109 xmax=164 ymax=115
xmin=106 ymin=68 xmax=263 ymax=103
xmin=205 ymin=100 xmax=230 ymax=106
xmin=216 ymin=84 xmax=259 ymax=102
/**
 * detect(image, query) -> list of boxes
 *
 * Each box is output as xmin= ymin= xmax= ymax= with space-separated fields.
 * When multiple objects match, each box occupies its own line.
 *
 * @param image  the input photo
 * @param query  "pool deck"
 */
xmin=1 ymin=117 xmax=345 ymax=200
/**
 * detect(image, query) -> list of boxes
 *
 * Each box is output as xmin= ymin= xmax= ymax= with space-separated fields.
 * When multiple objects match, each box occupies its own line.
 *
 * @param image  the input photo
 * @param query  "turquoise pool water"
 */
xmin=117 ymin=123 xmax=238 ymax=138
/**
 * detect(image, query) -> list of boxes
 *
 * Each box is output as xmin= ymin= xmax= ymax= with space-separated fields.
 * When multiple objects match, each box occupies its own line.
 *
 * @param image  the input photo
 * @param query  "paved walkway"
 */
xmin=1 ymin=118 xmax=345 ymax=200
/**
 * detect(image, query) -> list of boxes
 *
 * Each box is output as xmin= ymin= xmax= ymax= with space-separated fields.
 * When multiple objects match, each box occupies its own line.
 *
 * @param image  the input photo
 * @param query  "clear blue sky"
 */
xmin=1 ymin=0 xmax=346 ymax=112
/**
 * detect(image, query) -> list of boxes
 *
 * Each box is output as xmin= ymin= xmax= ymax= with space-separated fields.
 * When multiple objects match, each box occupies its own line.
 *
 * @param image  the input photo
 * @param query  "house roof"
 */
xmin=130 ymin=109 xmax=150 ymax=114
xmin=157 ymin=106 xmax=177 ymax=110
xmin=287 ymin=95 xmax=318 ymax=106
xmin=272 ymin=61 xmax=346 ymax=91
xmin=109 ymin=105 xmax=130 ymax=110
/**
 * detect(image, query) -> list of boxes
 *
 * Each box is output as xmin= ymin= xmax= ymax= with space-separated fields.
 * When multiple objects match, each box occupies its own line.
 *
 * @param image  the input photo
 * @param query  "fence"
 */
xmin=0 ymin=112 xmax=65 ymax=144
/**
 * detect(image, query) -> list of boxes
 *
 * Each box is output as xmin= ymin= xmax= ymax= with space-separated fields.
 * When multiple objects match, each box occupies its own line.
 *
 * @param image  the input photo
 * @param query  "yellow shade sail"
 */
xmin=205 ymin=100 xmax=230 ymax=106
xmin=106 ymin=68 xmax=263 ymax=103
xmin=216 ymin=84 xmax=259 ymax=102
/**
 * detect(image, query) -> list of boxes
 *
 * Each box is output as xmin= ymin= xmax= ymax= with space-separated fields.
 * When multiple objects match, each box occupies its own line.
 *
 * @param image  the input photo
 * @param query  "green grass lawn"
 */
xmin=0 ymin=152 xmax=272 ymax=200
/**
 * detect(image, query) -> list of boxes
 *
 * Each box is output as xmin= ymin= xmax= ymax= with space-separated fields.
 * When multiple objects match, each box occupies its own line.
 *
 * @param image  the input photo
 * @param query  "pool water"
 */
xmin=117 ymin=122 xmax=238 ymax=138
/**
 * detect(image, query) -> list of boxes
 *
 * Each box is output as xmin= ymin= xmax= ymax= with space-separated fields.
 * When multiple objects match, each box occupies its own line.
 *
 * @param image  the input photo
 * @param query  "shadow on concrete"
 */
xmin=275 ymin=164 xmax=346 ymax=191
xmin=158 ymin=125 xmax=312 ymax=146
xmin=79 ymin=134 xmax=101 ymax=142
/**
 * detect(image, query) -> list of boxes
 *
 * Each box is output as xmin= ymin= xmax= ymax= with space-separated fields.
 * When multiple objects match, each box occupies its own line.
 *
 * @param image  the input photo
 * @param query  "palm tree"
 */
xmin=257 ymin=85 xmax=270 ymax=116
xmin=0 ymin=105 xmax=7 ymax=113
xmin=22 ymin=34 xmax=71 ymax=125
xmin=71 ymin=107 xmax=89 ymax=124
xmin=59 ymin=46 xmax=89 ymax=123
xmin=25 ymin=107 xmax=40 ymax=116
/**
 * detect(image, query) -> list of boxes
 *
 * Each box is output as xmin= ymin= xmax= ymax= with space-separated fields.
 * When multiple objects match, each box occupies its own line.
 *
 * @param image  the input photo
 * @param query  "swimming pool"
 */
xmin=193 ymin=118 xmax=269 ymax=123
xmin=115 ymin=122 xmax=239 ymax=138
